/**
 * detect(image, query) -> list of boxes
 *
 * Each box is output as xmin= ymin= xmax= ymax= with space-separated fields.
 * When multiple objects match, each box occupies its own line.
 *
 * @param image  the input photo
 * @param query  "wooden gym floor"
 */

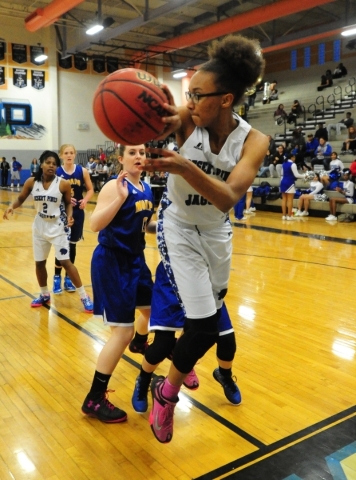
xmin=1 ymin=187 xmax=356 ymax=480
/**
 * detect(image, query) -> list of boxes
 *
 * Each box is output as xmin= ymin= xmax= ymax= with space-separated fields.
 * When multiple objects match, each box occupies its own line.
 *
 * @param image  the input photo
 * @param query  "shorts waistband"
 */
xmin=164 ymin=210 xmax=229 ymax=232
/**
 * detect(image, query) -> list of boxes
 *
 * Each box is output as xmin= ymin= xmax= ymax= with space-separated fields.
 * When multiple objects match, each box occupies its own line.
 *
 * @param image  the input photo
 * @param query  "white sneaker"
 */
xmin=300 ymin=211 xmax=309 ymax=216
xmin=294 ymin=210 xmax=302 ymax=217
xmin=235 ymin=216 xmax=247 ymax=221
xmin=244 ymin=208 xmax=253 ymax=214
xmin=286 ymin=216 xmax=294 ymax=221
xmin=325 ymin=215 xmax=337 ymax=221
xmin=249 ymin=207 xmax=256 ymax=212
xmin=282 ymin=216 xmax=287 ymax=220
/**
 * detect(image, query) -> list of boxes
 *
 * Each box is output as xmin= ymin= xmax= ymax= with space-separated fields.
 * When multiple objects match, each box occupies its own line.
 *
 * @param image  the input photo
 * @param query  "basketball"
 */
xmin=93 ymin=68 xmax=168 ymax=145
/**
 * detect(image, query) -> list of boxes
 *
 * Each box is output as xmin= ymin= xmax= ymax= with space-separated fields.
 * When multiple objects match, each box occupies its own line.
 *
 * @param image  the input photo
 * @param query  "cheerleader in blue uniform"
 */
xmin=53 ymin=144 xmax=94 ymax=294
xmin=131 ymin=261 xmax=241 ymax=414
xmin=81 ymin=144 xmax=156 ymax=423
xmin=280 ymin=153 xmax=305 ymax=220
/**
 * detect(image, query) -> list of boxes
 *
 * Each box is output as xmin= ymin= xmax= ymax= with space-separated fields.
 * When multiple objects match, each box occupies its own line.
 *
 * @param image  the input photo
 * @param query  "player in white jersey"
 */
xmin=141 ymin=35 xmax=268 ymax=443
xmin=3 ymin=150 xmax=93 ymax=312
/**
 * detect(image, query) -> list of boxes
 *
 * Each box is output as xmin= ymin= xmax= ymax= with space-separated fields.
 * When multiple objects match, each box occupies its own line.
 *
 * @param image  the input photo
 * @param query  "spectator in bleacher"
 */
xmin=332 ymin=63 xmax=348 ymax=79
xmin=269 ymin=80 xmax=278 ymax=101
xmin=287 ymin=100 xmax=303 ymax=125
xmin=350 ymin=158 xmax=356 ymax=179
xmin=327 ymin=112 xmax=354 ymax=137
xmin=280 ymin=153 xmax=305 ymax=220
xmin=273 ymin=104 xmax=287 ymax=122
xmin=304 ymin=134 xmax=319 ymax=160
xmin=257 ymin=149 xmax=274 ymax=177
xmin=341 ymin=125 xmax=356 ymax=154
xmin=267 ymin=134 xmax=276 ymax=155
xmin=98 ymin=147 xmax=106 ymax=161
xmin=325 ymin=168 xmax=355 ymax=221
xmin=311 ymin=137 xmax=332 ymax=170
xmin=320 ymin=152 xmax=344 ymax=188
xmin=314 ymin=122 xmax=328 ymax=141
xmin=248 ymin=89 xmax=257 ymax=108
xmin=317 ymin=70 xmax=333 ymax=91
xmin=294 ymin=172 xmax=324 ymax=217
xmin=269 ymin=144 xmax=287 ymax=178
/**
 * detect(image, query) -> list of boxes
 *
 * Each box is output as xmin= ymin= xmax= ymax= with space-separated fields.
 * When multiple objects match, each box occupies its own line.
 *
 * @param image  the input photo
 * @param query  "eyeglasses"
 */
xmin=185 ymin=91 xmax=228 ymax=104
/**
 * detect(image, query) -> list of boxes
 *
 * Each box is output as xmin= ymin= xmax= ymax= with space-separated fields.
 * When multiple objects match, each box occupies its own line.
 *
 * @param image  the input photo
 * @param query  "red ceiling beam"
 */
xmin=132 ymin=0 xmax=336 ymax=63
xmin=24 ymin=0 xmax=86 ymax=32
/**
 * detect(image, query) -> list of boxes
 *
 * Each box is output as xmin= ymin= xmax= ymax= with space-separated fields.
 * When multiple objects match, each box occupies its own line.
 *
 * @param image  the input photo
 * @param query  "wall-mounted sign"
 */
xmin=0 ymin=42 xmax=6 ymax=62
xmin=12 ymin=44 xmax=27 ymax=64
xmin=13 ymin=68 xmax=27 ymax=88
xmin=32 ymin=70 xmax=45 ymax=90
xmin=30 ymin=45 xmax=45 ymax=66
xmin=0 ymin=66 xmax=5 ymax=86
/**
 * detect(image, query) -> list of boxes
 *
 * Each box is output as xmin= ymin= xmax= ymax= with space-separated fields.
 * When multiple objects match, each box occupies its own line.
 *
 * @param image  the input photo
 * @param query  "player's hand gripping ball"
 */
xmin=93 ymin=68 xmax=169 ymax=145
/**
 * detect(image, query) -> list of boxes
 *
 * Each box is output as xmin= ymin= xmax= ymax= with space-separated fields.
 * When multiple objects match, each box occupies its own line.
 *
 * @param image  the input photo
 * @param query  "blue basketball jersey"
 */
xmin=98 ymin=177 xmax=154 ymax=254
xmin=56 ymin=164 xmax=85 ymax=208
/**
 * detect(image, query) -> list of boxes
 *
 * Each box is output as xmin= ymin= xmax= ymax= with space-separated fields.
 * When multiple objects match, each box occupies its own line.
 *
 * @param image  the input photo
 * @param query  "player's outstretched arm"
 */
xmin=3 ymin=178 xmax=34 ymax=219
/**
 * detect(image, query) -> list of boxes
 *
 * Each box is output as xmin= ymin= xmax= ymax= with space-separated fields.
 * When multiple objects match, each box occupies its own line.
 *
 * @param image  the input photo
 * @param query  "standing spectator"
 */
xmin=269 ymin=145 xmax=287 ymax=178
xmin=247 ymin=89 xmax=256 ymax=108
xmin=315 ymin=123 xmax=328 ymax=142
xmin=10 ymin=156 xmax=22 ymax=189
xmin=287 ymin=100 xmax=303 ymax=125
xmin=280 ymin=154 xmax=305 ymax=220
xmin=311 ymin=137 xmax=333 ymax=170
xmin=327 ymin=112 xmax=354 ymax=137
xmin=294 ymin=172 xmax=324 ymax=217
xmin=30 ymin=158 xmax=39 ymax=177
xmin=0 ymin=157 xmax=10 ymax=187
xmin=325 ymin=168 xmax=355 ymax=221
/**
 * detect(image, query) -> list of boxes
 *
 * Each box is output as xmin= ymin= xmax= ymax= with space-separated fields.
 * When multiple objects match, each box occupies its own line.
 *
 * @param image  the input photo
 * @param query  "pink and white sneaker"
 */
xmin=183 ymin=368 xmax=199 ymax=390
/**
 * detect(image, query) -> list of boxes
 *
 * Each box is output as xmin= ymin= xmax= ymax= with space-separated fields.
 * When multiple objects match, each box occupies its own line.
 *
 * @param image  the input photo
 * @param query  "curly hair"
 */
xmin=200 ymin=34 xmax=265 ymax=106
xmin=35 ymin=150 xmax=61 ymax=181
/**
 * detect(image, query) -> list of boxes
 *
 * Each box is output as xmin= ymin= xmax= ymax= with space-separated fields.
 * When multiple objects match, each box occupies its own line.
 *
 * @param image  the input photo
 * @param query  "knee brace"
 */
xmin=172 ymin=312 xmax=220 ymax=374
xmin=145 ymin=331 xmax=177 ymax=366
xmin=216 ymin=332 xmax=236 ymax=362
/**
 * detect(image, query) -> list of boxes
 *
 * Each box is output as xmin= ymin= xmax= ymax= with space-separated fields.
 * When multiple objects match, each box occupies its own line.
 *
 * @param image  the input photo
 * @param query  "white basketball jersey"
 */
xmin=32 ymin=176 xmax=66 ymax=220
xmin=164 ymin=113 xmax=251 ymax=226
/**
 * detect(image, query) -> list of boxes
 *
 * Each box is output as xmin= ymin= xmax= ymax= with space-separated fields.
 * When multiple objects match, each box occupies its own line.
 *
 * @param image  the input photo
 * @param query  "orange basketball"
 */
xmin=93 ymin=68 xmax=168 ymax=145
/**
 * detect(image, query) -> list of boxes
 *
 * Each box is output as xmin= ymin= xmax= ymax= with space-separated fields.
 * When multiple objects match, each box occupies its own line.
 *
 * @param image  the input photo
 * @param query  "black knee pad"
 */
xmin=172 ymin=312 xmax=220 ymax=374
xmin=145 ymin=331 xmax=177 ymax=366
xmin=216 ymin=332 xmax=236 ymax=362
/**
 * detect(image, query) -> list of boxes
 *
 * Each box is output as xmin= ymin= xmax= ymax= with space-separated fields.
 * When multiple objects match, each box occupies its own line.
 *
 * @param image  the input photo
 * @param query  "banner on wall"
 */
xmin=0 ymin=42 xmax=5 ymax=62
xmin=0 ymin=66 xmax=5 ymax=86
xmin=13 ymin=68 xmax=27 ymax=88
xmin=12 ymin=44 xmax=27 ymax=64
xmin=30 ymin=45 xmax=45 ymax=66
xmin=31 ymin=70 xmax=45 ymax=90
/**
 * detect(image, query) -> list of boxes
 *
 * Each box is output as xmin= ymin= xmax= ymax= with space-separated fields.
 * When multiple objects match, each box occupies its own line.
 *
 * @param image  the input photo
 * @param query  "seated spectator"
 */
xmin=317 ymin=70 xmax=333 ymax=91
xmin=350 ymin=158 xmax=356 ymax=179
xmin=86 ymin=155 xmax=96 ymax=170
xmin=320 ymin=152 xmax=344 ymax=188
xmin=269 ymin=145 xmax=287 ymax=178
xmin=257 ymin=149 xmax=274 ymax=177
xmin=327 ymin=112 xmax=354 ymax=137
xmin=332 ymin=62 xmax=347 ymax=79
xmin=273 ymin=104 xmax=287 ymax=123
xmin=341 ymin=125 xmax=356 ymax=153
xmin=315 ymin=122 xmax=328 ymax=142
xmin=294 ymin=172 xmax=324 ymax=217
xmin=98 ymin=147 xmax=106 ymax=161
xmin=304 ymin=134 xmax=319 ymax=159
xmin=325 ymin=168 xmax=355 ymax=221
xmin=311 ymin=137 xmax=332 ymax=170
xmin=263 ymin=80 xmax=278 ymax=104
xmin=287 ymin=100 xmax=303 ymax=125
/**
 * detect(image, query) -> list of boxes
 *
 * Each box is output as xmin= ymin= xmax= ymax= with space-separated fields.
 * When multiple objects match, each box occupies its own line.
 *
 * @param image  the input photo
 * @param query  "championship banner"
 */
xmin=13 ymin=68 xmax=27 ymax=88
xmin=0 ymin=66 xmax=5 ymax=86
xmin=31 ymin=70 xmax=45 ymax=90
xmin=30 ymin=45 xmax=45 ymax=65
xmin=12 ymin=44 xmax=27 ymax=64
xmin=0 ymin=41 xmax=5 ymax=62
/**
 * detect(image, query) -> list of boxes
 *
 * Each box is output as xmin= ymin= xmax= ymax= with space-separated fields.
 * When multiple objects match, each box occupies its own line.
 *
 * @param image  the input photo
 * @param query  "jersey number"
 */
xmin=43 ymin=202 xmax=48 ymax=214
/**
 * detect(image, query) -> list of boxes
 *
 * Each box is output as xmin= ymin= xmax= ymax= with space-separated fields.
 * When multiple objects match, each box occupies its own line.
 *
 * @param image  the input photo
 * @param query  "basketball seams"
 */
xmin=100 ymin=78 xmax=167 ymax=103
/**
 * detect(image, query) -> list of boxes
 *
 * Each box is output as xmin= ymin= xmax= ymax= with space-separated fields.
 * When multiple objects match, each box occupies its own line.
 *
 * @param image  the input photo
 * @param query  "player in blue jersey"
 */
xmin=53 ymin=144 xmax=94 ymax=294
xmin=3 ymin=150 xmax=93 ymax=313
xmin=131 ymin=261 xmax=241 ymax=415
xmin=139 ymin=34 xmax=268 ymax=443
xmin=81 ymin=144 xmax=156 ymax=423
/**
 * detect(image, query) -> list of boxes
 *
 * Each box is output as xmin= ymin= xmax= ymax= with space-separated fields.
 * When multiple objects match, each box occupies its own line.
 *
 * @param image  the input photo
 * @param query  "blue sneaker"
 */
xmin=64 ymin=276 xmax=76 ymax=292
xmin=53 ymin=275 xmax=62 ymax=294
xmin=132 ymin=375 xmax=150 ymax=413
xmin=81 ymin=295 xmax=93 ymax=313
xmin=31 ymin=294 xmax=50 ymax=308
xmin=213 ymin=368 xmax=242 ymax=405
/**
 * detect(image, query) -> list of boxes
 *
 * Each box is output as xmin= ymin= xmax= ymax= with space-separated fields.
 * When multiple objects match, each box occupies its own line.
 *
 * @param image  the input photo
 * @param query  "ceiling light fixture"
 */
xmin=341 ymin=27 xmax=356 ymax=37
xmin=172 ymin=69 xmax=187 ymax=79
xmin=86 ymin=24 xmax=104 ymax=35
xmin=34 ymin=53 xmax=48 ymax=62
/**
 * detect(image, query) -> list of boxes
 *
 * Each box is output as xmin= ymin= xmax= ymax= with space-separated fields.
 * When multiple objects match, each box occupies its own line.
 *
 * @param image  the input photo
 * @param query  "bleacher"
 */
xmin=247 ymin=61 xmax=356 ymax=217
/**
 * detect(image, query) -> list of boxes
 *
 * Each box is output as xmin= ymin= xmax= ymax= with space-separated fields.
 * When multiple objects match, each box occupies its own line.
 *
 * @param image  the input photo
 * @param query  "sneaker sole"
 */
xmin=64 ymin=288 xmax=76 ymax=292
xmin=81 ymin=408 xmax=127 ymax=423
xmin=84 ymin=309 xmax=93 ymax=313
xmin=31 ymin=301 xmax=50 ymax=308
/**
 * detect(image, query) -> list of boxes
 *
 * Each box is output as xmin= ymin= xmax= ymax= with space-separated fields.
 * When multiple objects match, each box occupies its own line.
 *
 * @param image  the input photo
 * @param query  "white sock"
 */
xmin=76 ymin=285 xmax=87 ymax=299
xmin=40 ymin=286 xmax=50 ymax=296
